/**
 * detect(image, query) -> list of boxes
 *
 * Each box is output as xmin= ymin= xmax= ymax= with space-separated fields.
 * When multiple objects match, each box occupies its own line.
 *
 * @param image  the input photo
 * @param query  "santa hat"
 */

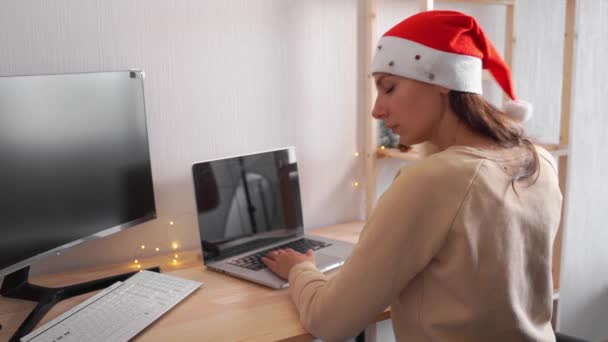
xmin=371 ymin=10 xmax=531 ymax=122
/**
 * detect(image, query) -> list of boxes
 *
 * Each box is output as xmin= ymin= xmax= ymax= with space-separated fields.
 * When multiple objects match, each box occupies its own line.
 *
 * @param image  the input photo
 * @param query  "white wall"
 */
xmin=0 ymin=0 xmax=364 ymax=275
xmin=558 ymin=1 xmax=608 ymax=340
xmin=512 ymin=0 xmax=566 ymax=144
xmin=282 ymin=0 xmax=364 ymax=230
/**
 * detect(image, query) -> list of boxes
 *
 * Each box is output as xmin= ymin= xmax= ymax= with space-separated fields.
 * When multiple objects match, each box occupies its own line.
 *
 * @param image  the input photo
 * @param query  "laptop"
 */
xmin=191 ymin=146 xmax=353 ymax=289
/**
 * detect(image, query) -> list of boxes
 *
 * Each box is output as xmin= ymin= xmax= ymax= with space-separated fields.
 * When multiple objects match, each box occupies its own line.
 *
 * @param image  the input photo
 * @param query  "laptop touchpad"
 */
xmin=314 ymin=253 xmax=343 ymax=270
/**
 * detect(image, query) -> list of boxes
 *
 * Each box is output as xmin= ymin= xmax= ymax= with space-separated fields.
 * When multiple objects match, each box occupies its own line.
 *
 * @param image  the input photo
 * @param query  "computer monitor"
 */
xmin=0 ymin=71 xmax=157 ymax=340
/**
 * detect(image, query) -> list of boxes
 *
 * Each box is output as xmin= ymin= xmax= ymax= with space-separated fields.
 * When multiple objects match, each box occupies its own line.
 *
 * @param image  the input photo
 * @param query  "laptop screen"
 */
xmin=192 ymin=147 xmax=304 ymax=262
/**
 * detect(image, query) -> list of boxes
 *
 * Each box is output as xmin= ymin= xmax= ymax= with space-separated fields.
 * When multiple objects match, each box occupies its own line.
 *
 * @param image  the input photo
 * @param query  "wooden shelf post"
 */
xmin=363 ymin=0 xmax=378 ymax=217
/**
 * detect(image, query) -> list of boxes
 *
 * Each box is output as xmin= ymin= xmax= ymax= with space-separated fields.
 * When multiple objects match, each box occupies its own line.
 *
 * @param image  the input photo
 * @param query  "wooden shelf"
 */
xmin=376 ymin=146 xmax=422 ymax=161
xmin=540 ymin=143 xmax=569 ymax=157
xmin=376 ymin=143 xmax=569 ymax=161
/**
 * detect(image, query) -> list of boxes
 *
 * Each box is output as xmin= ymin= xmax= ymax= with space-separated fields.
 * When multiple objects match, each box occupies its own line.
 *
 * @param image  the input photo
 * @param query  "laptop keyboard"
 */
xmin=220 ymin=237 xmax=284 ymax=258
xmin=228 ymin=238 xmax=331 ymax=271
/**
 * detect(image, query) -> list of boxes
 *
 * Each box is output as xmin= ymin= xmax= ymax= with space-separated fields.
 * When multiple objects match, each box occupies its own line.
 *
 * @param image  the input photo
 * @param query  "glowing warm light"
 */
xmin=137 ymin=264 xmax=142 ymax=269
xmin=353 ymin=181 xmax=360 ymax=187
xmin=155 ymin=247 xmax=160 ymax=252
xmin=134 ymin=259 xmax=139 ymax=264
xmin=172 ymin=259 xmax=178 ymax=264
xmin=380 ymin=145 xmax=386 ymax=150
xmin=174 ymin=254 xmax=179 ymax=259
xmin=140 ymin=245 xmax=146 ymax=250
xmin=169 ymin=221 xmax=174 ymax=226
xmin=172 ymin=242 xmax=179 ymax=250
xmin=354 ymin=152 xmax=360 ymax=157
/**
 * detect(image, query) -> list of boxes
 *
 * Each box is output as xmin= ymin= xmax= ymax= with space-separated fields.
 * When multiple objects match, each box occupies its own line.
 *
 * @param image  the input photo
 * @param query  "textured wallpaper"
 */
xmin=558 ymin=1 xmax=608 ymax=340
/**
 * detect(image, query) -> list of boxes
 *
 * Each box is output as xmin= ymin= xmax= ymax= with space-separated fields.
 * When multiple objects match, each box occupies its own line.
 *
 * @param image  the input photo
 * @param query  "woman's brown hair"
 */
xmin=448 ymin=91 xmax=540 ymax=191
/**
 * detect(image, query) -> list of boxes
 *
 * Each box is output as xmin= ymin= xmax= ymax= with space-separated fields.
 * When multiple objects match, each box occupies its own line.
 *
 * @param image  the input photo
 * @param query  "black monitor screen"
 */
xmin=192 ymin=148 xmax=303 ymax=261
xmin=0 ymin=71 xmax=156 ymax=276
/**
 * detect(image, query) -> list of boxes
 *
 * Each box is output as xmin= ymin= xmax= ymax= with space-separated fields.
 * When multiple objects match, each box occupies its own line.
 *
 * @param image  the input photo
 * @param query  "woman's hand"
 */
xmin=261 ymin=248 xmax=315 ymax=280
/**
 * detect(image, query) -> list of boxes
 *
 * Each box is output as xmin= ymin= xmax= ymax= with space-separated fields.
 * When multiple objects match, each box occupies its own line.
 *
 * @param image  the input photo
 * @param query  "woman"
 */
xmin=262 ymin=10 xmax=562 ymax=341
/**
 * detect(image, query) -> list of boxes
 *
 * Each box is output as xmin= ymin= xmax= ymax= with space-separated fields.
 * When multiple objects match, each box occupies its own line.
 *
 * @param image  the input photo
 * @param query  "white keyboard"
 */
xmin=21 ymin=270 xmax=203 ymax=342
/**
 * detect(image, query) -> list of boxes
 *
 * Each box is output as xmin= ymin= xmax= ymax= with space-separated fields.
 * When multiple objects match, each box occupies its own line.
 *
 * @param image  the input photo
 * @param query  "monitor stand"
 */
xmin=1 ymin=265 xmax=160 ymax=342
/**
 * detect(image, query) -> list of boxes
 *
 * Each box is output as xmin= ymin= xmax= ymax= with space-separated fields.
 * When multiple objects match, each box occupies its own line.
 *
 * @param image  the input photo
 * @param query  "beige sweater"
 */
xmin=288 ymin=146 xmax=562 ymax=342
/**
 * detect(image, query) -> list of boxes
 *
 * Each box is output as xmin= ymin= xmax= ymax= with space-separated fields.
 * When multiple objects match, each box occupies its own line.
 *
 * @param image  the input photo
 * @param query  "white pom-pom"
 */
xmin=504 ymin=100 xmax=533 ymax=123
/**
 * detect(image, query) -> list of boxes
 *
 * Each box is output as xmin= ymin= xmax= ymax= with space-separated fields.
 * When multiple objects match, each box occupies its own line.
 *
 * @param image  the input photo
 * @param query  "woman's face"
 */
xmin=372 ymin=73 xmax=446 ymax=146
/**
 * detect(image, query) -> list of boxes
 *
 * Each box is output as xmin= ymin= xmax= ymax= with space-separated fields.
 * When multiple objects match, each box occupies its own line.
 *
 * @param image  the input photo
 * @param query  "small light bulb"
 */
xmin=172 ymin=242 xmax=179 ymax=250
xmin=137 ymin=264 xmax=142 ymax=269
xmin=134 ymin=259 xmax=139 ymax=264
xmin=155 ymin=247 xmax=160 ymax=252
xmin=354 ymin=152 xmax=360 ymax=157
xmin=169 ymin=221 xmax=174 ymax=226
xmin=353 ymin=181 xmax=360 ymax=187
xmin=380 ymin=145 xmax=386 ymax=150
xmin=172 ymin=259 xmax=177 ymax=264
xmin=174 ymin=254 xmax=179 ymax=259
xmin=140 ymin=245 xmax=146 ymax=250
xmin=138 ymin=270 xmax=143 ymax=272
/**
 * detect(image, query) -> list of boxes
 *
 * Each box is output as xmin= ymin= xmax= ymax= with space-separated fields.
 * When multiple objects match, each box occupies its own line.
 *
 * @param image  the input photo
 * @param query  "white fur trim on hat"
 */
xmin=371 ymin=36 xmax=483 ymax=94
xmin=504 ymin=100 xmax=532 ymax=123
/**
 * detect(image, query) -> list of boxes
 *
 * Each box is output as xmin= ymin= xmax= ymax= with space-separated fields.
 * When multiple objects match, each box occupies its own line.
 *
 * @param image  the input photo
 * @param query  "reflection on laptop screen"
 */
xmin=192 ymin=147 xmax=303 ymax=259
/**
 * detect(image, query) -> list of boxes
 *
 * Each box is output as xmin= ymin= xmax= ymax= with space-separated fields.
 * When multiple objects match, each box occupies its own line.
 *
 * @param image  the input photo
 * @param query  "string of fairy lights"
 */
xmin=352 ymin=146 xmax=389 ymax=188
xmin=131 ymin=219 xmax=182 ymax=270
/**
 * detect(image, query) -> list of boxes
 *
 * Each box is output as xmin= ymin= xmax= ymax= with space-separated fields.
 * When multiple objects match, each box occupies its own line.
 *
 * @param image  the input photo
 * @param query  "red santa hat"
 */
xmin=371 ymin=10 xmax=531 ymax=122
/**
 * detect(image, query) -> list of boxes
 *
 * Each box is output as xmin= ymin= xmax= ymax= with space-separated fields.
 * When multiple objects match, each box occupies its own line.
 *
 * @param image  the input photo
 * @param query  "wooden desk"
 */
xmin=1 ymin=222 xmax=388 ymax=341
